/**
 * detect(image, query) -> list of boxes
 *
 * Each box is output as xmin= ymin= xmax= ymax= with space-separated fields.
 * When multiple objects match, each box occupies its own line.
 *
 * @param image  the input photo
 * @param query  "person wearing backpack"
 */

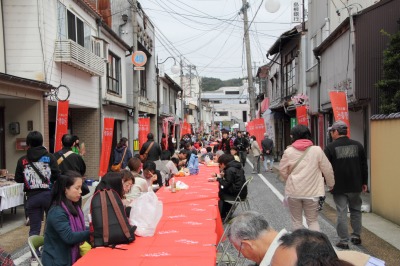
xmin=15 ymin=131 xmax=60 ymax=264
xmin=42 ymin=171 xmax=89 ymax=266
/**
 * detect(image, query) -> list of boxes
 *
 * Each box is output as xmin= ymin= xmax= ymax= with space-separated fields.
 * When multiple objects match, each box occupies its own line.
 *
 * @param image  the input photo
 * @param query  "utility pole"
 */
xmin=180 ymin=56 xmax=184 ymax=142
xmin=131 ymin=0 xmax=139 ymax=142
xmin=241 ymin=0 xmax=256 ymax=120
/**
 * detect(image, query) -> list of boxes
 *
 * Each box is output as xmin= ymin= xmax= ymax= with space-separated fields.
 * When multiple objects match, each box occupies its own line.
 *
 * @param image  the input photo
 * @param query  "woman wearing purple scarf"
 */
xmin=42 ymin=171 xmax=89 ymax=265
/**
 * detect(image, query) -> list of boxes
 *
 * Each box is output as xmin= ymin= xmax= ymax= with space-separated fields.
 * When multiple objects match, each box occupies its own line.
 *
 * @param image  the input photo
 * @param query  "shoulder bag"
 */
xmin=139 ymin=142 xmax=154 ymax=163
xmin=289 ymin=146 xmax=312 ymax=175
xmin=111 ymin=147 xmax=127 ymax=172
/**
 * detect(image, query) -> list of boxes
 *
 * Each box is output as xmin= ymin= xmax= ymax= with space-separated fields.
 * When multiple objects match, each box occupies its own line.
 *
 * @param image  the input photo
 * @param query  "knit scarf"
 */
xmin=61 ymin=202 xmax=85 ymax=264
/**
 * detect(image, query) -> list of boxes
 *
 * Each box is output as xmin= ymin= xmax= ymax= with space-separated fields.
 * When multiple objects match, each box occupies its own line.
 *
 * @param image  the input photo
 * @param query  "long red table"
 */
xmin=74 ymin=165 xmax=222 ymax=266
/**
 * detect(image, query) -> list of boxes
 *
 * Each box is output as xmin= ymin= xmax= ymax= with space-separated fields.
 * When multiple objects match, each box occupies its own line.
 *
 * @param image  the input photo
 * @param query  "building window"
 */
xmin=140 ymin=65 xmax=147 ymax=97
xmin=284 ymin=52 xmax=296 ymax=96
xmin=225 ymin=91 xmax=239 ymax=95
xmin=218 ymin=111 xmax=229 ymax=116
xmin=58 ymin=2 xmax=90 ymax=50
xmin=107 ymin=52 xmax=121 ymax=94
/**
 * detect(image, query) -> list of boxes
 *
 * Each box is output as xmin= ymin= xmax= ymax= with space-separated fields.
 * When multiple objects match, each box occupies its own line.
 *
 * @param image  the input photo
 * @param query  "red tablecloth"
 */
xmin=74 ymin=165 xmax=222 ymax=266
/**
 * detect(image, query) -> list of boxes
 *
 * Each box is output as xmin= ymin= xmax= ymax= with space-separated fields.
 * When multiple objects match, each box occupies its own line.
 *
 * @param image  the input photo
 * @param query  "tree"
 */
xmin=201 ymin=77 xmax=243 ymax=91
xmin=376 ymin=29 xmax=400 ymax=114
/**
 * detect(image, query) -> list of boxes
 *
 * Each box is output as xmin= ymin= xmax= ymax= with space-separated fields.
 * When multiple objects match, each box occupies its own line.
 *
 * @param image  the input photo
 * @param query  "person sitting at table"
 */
xmin=177 ymin=149 xmax=190 ymax=168
xmin=186 ymin=149 xmax=199 ymax=175
xmin=126 ymin=157 xmax=148 ymax=199
xmin=42 ymin=171 xmax=89 ymax=266
xmin=121 ymin=169 xmax=135 ymax=206
xmin=227 ymin=211 xmax=287 ymax=266
xmin=211 ymin=154 xmax=247 ymax=220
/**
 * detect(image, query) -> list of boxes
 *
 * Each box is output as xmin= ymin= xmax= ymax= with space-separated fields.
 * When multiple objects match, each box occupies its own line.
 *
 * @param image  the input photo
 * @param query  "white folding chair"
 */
xmin=223 ymin=176 xmax=253 ymax=224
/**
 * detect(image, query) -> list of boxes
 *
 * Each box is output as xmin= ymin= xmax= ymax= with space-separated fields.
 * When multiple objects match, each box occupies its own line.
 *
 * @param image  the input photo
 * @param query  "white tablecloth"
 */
xmin=0 ymin=183 xmax=24 ymax=211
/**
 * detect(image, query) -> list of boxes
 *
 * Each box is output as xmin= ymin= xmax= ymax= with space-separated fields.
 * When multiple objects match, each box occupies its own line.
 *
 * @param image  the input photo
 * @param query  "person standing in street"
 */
xmin=233 ymin=131 xmax=249 ymax=167
xmin=219 ymin=130 xmax=231 ymax=154
xmin=261 ymin=133 xmax=274 ymax=171
xmin=54 ymin=134 xmax=86 ymax=177
xmin=279 ymin=125 xmax=334 ymax=232
xmin=15 ymin=131 xmax=60 ymax=264
xmin=113 ymin=137 xmax=133 ymax=169
xmin=324 ymin=121 xmax=368 ymax=249
xmin=250 ymin=136 xmax=261 ymax=174
xmin=167 ymin=133 xmax=176 ymax=156
xmin=139 ymin=133 xmax=161 ymax=162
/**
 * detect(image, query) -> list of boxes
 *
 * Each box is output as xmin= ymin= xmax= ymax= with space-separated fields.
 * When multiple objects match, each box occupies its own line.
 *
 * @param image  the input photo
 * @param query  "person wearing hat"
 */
xmin=324 ymin=120 xmax=368 ymax=250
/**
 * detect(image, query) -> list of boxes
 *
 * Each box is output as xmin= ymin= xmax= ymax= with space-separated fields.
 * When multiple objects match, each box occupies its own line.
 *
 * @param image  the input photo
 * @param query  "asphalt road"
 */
xmin=8 ymin=157 xmax=398 ymax=265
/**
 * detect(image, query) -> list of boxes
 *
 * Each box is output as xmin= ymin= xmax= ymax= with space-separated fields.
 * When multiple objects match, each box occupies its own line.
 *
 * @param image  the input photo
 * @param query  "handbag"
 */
xmin=111 ymin=147 xmax=127 ymax=172
xmin=139 ymin=142 xmax=154 ymax=163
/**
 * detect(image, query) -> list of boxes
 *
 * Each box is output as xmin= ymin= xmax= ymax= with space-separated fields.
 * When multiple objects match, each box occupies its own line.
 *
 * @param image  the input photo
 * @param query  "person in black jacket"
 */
xmin=54 ymin=134 xmax=86 ymax=176
xmin=324 ymin=121 xmax=368 ymax=250
xmin=213 ymin=154 xmax=247 ymax=219
xmin=139 ymin=133 xmax=162 ymax=162
xmin=15 ymin=131 xmax=60 ymax=244
xmin=219 ymin=130 xmax=231 ymax=154
xmin=233 ymin=131 xmax=249 ymax=167
xmin=167 ymin=133 xmax=176 ymax=156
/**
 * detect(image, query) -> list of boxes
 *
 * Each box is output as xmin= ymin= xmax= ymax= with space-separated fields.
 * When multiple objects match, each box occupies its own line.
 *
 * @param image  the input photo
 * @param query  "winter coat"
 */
xmin=261 ymin=137 xmax=274 ymax=155
xmin=251 ymin=141 xmax=261 ymax=157
xmin=139 ymin=140 xmax=161 ymax=162
xmin=54 ymin=147 xmax=86 ymax=176
xmin=279 ymin=140 xmax=334 ymax=198
xmin=324 ymin=136 xmax=368 ymax=194
xmin=15 ymin=146 xmax=60 ymax=196
xmin=234 ymin=137 xmax=249 ymax=151
xmin=217 ymin=160 xmax=247 ymax=199
xmin=113 ymin=146 xmax=133 ymax=169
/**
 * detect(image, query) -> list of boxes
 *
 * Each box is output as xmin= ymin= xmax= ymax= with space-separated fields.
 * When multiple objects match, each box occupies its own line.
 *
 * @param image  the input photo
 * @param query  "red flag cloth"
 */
xmin=180 ymin=120 xmax=191 ymax=137
xmin=246 ymin=118 xmax=265 ymax=149
xmin=138 ymin=118 xmax=150 ymax=150
xmin=329 ymin=91 xmax=350 ymax=137
xmin=296 ymin=105 xmax=308 ymax=126
xmin=162 ymin=119 xmax=169 ymax=150
xmin=54 ymin=101 xmax=69 ymax=152
xmin=98 ymin=117 xmax=114 ymax=177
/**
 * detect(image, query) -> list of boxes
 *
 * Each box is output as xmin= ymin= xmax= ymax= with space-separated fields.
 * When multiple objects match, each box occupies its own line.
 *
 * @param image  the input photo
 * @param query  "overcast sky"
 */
xmin=141 ymin=0 xmax=298 ymax=80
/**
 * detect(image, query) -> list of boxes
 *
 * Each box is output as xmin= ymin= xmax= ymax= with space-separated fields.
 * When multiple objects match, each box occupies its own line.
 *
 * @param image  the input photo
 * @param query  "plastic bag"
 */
xmin=129 ymin=191 xmax=163 ymax=237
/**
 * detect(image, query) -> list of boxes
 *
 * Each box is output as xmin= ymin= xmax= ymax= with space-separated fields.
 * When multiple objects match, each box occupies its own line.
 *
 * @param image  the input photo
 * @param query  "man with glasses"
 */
xmin=226 ymin=211 xmax=287 ymax=266
xmin=325 ymin=120 xmax=368 ymax=250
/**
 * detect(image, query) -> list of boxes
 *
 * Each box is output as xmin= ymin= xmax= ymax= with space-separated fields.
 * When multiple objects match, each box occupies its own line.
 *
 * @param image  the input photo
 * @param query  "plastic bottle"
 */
xmin=171 ymin=178 xmax=176 ymax=193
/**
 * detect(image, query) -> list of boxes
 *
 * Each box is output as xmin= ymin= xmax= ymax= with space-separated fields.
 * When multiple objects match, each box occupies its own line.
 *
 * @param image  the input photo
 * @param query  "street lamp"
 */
xmin=156 ymin=56 xmax=179 ymax=141
xmin=265 ymin=0 xmax=280 ymax=13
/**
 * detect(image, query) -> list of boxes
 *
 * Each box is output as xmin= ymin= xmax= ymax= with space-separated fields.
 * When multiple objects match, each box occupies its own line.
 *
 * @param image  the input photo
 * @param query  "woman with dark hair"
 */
xmin=112 ymin=137 xmax=133 ymax=170
xmin=160 ymin=133 xmax=167 ymax=151
xmin=95 ymin=172 xmax=124 ymax=198
xmin=279 ymin=125 xmax=335 ymax=231
xmin=42 ymin=171 xmax=89 ymax=266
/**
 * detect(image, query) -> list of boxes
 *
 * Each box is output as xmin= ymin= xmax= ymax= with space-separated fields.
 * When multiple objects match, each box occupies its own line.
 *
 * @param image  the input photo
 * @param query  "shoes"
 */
xmin=335 ymin=241 xmax=349 ymax=249
xmin=30 ymin=258 xmax=39 ymax=266
xmin=351 ymin=235 xmax=362 ymax=245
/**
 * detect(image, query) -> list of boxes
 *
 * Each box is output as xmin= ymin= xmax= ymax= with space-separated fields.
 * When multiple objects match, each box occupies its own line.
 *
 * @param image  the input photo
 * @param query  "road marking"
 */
xmin=246 ymin=158 xmax=308 ymax=228
xmin=14 ymin=251 xmax=31 ymax=265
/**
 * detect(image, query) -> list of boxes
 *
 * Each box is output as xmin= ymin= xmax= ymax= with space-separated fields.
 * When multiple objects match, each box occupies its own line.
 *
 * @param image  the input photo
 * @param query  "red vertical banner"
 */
xmin=329 ymin=91 xmax=351 ymax=137
xmin=318 ymin=114 xmax=325 ymax=149
xmin=54 ymin=101 xmax=69 ymax=152
xmin=180 ymin=120 xmax=191 ymax=137
xmin=98 ymin=117 xmax=114 ymax=177
xmin=296 ymin=105 xmax=308 ymax=126
xmin=138 ymin=117 xmax=150 ymax=150
xmin=162 ymin=119 xmax=169 ymax=150
xmin=252 ymin=118 xmax=266 ymax=149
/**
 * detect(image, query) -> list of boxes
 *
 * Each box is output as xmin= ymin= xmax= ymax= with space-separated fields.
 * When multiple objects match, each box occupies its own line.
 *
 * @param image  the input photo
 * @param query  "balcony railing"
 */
xmin=306 ymin=63 xmax=318 ymax=87
xmin=54 ymin=40 xmax=105 ymax=76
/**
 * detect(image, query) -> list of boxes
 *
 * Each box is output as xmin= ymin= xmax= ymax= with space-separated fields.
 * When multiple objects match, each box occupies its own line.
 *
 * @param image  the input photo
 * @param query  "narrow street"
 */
xmin=4 ymin=158 xmax=399 ymax=265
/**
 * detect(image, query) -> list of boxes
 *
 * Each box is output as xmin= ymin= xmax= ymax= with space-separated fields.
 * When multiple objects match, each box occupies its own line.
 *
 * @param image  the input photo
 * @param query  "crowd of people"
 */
xmin=8 ymin=119 xmax=375 ymax=266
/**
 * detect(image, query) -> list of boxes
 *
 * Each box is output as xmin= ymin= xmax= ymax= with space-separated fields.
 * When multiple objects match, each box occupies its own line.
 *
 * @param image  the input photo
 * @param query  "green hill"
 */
xmin=201 ymin=77 xmax=242 ymax=91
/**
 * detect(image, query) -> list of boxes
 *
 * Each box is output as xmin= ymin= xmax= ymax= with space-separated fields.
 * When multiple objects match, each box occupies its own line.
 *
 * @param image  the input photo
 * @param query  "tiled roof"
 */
xmin=371 ymin=113 xmax=400 ymax=120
